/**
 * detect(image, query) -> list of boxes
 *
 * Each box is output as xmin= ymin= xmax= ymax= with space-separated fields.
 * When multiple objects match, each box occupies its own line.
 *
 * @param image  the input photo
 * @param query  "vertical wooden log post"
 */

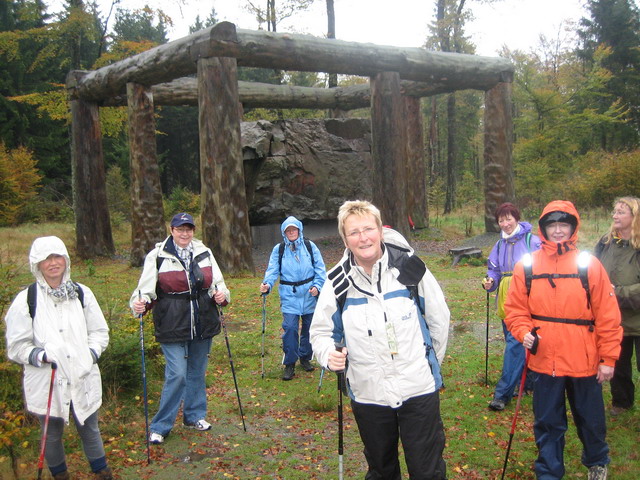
xmin=483 ymin=82 xmax=515 ymax=233
xmin=197 ymin=55 xmax=254 ymax=274
xmin=127 ymin=82 xmax=166 ymax=266
xmin=370 ymin=72 xmax=410 ymax=240
xmin=68 ymin=77 xmax=114 ymax=258
xmin=404 ymin=96 xmax=428 ymax=229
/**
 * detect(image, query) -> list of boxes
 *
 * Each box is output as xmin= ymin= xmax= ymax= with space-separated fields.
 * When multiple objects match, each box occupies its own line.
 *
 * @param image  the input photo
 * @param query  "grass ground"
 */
xmin=0 ymin=209 xmax=638 ymax=479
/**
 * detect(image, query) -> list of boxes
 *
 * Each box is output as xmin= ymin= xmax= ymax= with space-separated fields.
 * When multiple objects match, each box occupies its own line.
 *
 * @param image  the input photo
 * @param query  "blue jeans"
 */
xmin=281 ymin=313 xmax=313 ymax=365
xmin=493 ymin=320 xmax=527 ymax=403
xmin=532 ymin=372 xmax=609 ymax=479
xmin=150 ymin=338 xmax=212 ymax=436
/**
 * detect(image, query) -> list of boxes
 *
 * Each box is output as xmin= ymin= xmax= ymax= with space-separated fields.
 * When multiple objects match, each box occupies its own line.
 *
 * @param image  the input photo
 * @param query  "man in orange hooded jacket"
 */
xmin=505 ymin=200 xmax=622 ymax=480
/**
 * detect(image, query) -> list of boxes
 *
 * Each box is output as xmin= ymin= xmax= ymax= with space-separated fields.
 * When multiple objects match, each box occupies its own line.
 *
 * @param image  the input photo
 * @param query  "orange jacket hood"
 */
xmin=538 ymin=200 xmax=580 ymax=256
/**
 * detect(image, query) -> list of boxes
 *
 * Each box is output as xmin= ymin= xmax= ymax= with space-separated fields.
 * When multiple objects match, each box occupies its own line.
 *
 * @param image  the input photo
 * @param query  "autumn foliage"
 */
xmin=0 ymin=143 xmax=41 ymax=226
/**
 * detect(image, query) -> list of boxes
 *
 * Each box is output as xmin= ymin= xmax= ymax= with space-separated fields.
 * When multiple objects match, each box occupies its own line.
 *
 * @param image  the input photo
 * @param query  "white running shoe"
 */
xmin=149 ymin=432 xmax=164 ymax=444
xmin=185 ymin=419 xmax=212 ymax=431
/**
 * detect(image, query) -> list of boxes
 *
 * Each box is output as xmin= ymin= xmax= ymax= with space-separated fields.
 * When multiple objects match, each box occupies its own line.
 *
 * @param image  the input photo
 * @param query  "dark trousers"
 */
xmin=531 ymin=372 xmax=609 ymax=479
xmin=351 ymin=392 xmax=446 ymax=480
xmin=611 ymin=335 xmax=640 ymax=409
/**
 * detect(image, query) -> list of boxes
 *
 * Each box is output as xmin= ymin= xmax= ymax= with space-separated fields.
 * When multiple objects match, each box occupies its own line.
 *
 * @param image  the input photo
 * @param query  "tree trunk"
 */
xmin=404 ymin=96 xmax=428 ymax=228
xmin=370 ymin=71 xmax=410 ymax=240
xmin=69 ymin=94 xmax=114 ymax=258
xmin=484 ymin=82 xmax=514 ymax=232
xmin=127 ymin=82 xmax=166 ymax=266
xmin=444 ymin=93 xmax=456 ymax=214
xmin=197 ymin=55 xmax=254 ymax=274
xmin=326 ymin=0 xmax=337 ymax=89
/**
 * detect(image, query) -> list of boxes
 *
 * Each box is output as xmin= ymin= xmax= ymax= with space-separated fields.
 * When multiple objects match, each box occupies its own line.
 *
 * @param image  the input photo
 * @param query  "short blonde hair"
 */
xmin=603 ymin=196 xmax=640 ymax=249
xmin=337 ymin=200 xmax=382 ymax=244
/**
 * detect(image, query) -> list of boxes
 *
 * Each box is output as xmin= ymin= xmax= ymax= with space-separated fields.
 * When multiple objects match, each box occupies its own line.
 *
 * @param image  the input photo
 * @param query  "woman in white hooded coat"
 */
xmin=4 ymin=236 xmax=111 ymax=480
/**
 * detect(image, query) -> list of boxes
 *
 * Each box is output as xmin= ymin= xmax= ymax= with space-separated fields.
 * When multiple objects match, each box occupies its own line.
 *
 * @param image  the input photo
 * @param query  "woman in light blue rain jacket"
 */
xmin=260 ymin=216 xmax=326 ymax=380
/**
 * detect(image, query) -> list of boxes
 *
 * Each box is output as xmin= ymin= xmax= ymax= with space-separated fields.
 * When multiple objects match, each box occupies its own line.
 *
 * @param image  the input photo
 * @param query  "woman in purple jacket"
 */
xmin=482 ymin=203 xmax=541 ymax=411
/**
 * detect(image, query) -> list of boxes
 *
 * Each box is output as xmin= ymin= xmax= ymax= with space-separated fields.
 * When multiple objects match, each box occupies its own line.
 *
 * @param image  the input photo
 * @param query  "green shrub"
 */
xmin=164 ymin=186 xmax=200 ymax=218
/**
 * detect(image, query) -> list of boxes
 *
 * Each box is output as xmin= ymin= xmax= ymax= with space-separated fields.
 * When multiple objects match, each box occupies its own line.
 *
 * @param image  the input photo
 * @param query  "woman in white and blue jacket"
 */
xmin=310 ymin=201 xmax=450 ymax=480
xmin=260 ymin=216 xmax=326 ymax=380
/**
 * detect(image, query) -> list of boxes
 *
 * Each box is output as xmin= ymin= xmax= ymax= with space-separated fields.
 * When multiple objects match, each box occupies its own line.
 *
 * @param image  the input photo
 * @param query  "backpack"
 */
xmin=522 ymin=251 xmax=593 ymax=325
xmin=278 ymin=239 xmax=315 ymax=274
xmin=27 ymin=282 xmax=85 ymax=320
xmin=497 ymin=231 xmax=532 ymax=259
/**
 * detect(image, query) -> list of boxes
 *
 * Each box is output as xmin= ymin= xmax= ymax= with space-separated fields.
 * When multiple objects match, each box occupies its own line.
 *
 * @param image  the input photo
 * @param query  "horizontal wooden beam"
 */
xmin=101 ymin=77 xmax=466 ymax=110
xmin=68 ymin=22 xmax=513 ymax=103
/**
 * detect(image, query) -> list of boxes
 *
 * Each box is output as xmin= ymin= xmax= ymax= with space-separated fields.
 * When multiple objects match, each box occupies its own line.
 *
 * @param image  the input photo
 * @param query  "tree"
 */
xmin=244 ymin=0 xmax=314 ymax=32
xmin=0 ymin=143 xmax=41 ymax=225
xmin=428 ymin=0 xmax=476 ymax=213
xmin=577 ymin=0 xmax=640 ymax=149
xmin=112 ymin=4 xmax=169 ymax=44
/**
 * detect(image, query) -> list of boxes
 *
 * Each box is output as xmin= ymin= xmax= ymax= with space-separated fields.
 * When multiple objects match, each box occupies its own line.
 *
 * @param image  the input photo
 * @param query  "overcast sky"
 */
xmin=51 ymin=0 xmax=589 ymax=56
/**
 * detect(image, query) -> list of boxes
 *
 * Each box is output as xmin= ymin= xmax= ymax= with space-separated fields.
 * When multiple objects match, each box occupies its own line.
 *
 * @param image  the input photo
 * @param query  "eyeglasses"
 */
xmin=346 ymin=226 xmax=378 ymax=239
xmin=612 ymin=210 xmax=631 ymax=216
xmin=173 ymin=227 xmax=194 ymax=233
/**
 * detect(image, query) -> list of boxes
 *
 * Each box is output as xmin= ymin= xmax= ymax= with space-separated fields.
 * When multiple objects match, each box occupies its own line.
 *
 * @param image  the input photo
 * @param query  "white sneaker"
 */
xmin=185 ymin=419 xmax=211 ymax=431
xmin=588 ymin=465 xmax=607 ymax=480
xmin=149 ymin=432 xmax=164 ymax=444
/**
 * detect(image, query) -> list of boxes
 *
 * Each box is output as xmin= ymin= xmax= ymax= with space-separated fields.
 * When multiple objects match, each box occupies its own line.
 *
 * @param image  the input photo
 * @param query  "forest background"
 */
xmin=1 ymin=0 xmax=640 ymax=226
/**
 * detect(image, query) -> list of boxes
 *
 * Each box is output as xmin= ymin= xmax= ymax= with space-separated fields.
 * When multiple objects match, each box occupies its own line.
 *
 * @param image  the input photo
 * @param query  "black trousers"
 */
xmin=351 ymin=392 xmax=446 ymax=480
xmin=611 ymin=335 xmax=640 ymax=409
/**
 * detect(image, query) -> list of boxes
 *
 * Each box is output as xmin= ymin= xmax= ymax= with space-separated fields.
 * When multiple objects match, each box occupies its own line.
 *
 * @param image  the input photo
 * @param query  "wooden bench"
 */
xmin=448 ymin=246 xmax=482 ymax=266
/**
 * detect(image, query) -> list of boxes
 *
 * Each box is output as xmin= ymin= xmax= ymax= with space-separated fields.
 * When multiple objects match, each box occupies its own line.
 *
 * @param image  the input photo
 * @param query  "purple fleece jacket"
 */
xmin=485 ymin=222 xmax=541 ymax=293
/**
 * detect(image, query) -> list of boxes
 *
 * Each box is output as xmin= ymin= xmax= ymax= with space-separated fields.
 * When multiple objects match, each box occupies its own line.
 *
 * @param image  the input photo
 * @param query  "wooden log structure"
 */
xmin=370 ymin=71 xmax=410 ymax=240
xmin=197 ymin=54 xmax=255 ymax=274
xmin=404 ymin=96 xmax=428 ymax=229
xmin=66 ymin=20 xmax=515 ymax=265
xmin=68 ymin=88 xmax=114 ymax=258
xmin=69 ymin=22 xmax=513 ymax=104
xmin=102 ymin=77 xmax=498 ymax=110
xmin=127 ymin=82 xmax=166 ymax=267
xmin=483 ymin=82 xmax=515 ymax=233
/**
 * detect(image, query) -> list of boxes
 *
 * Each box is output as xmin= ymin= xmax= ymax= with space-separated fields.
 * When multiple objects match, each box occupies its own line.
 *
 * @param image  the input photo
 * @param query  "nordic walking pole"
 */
xmin=138 ymin=291 xmax=151 ymax=465
xmin=261 ymin=293 xmax=267 ymax=379
xmin=485 ymin=289 xmax=490 ymax=386
xmin=335 ymin=343 xmax=346 ymax=480
xmin=216 ymin=287 xmax=247 ymax=432
xmin=501 ymin=327 xmax=539 ymax=480
xmin=317 ymin=367 xmax=325 ymax=393
xmin=37 ymin=362 xmax=57 ymax=480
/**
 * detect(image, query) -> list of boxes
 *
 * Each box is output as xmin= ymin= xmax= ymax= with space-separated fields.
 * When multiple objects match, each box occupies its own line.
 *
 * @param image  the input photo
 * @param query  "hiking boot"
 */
xmin=610 ymin=405 xmax=629 ymax=416
xmin=488 ymin=398 xmax=506 ymax=411
xmin=149 ymin=432 xmax=164 ymax=444
xmin=185 ymin=419 xmax=212 ymax=431
xmin=300 ymin=359 xmax=315 ymax=372
xmin=95 ymin=467 xmax=113 ymax=480
xmin=53 ymin=472 xmax=70 ymax=480
xmin=282 ymin=364 xmax=295 ymax=380
xmin=588 ymin=465 xmax=607 ymax=480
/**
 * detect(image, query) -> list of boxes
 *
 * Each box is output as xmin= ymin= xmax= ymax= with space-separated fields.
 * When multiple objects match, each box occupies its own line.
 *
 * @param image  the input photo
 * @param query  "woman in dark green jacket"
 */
xmin=595 ymin=196 xmax=640 ymax=416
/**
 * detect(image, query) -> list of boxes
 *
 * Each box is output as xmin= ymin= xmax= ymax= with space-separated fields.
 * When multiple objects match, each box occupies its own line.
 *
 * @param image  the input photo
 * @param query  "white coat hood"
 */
xmin=29 ymin=236 xmax=71 ymax=286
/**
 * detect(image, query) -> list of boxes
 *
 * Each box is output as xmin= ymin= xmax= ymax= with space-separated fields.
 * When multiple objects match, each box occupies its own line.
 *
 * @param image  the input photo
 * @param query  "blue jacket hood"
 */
xmin=281 ymin=216 xmax=304 ymax=244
